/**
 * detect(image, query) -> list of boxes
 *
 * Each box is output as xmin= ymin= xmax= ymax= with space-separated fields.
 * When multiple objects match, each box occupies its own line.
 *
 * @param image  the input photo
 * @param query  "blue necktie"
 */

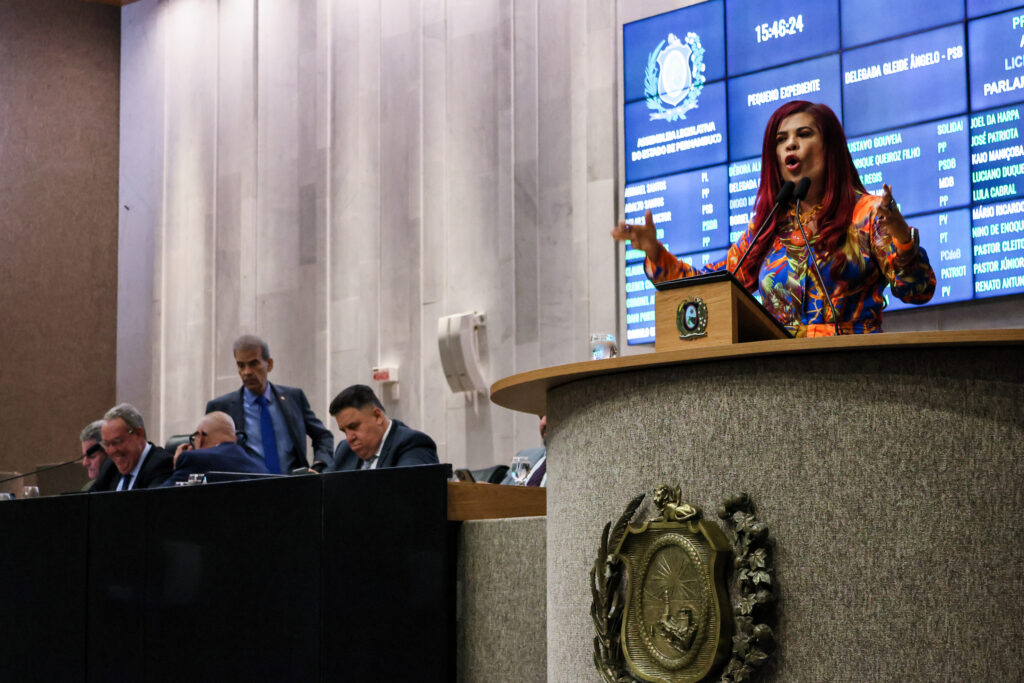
xmin=258 ymin=395 xmax=281 ymax=474
xmin=120 ymin=473 xmax=133 ymax=491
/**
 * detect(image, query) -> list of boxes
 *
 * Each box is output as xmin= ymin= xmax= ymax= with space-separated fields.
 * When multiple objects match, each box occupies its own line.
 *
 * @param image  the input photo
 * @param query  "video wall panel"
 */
xmin=623 ymin=0 xmax=1024 ymax=345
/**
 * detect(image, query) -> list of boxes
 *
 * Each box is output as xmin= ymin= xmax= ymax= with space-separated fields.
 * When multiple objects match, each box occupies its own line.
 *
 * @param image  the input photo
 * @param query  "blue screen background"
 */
xmin=727 ymin=55 xmax=842 ymax=159
xmin=841 ymin=0 xmax=964 ymax=47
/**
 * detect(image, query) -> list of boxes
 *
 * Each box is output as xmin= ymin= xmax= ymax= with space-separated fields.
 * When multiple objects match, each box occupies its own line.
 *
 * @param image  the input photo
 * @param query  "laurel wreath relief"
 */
xmin=590 ymin=491 xmax=776 ymax=683
xmin=717 ymin=493 xmax=776 ymax=682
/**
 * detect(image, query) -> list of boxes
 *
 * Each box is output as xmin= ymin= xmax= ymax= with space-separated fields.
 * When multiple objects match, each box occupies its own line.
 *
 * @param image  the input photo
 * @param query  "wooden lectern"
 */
xmin=653 ymin=271 xmax=790 ymax=352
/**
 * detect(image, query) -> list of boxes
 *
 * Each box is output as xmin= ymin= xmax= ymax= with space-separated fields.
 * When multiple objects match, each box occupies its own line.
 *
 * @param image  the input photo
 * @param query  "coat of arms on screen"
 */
xmin=645 ymin=32 xmax=705 ymax=122
xmin=591 ymin=488 xmax=777 ymax=682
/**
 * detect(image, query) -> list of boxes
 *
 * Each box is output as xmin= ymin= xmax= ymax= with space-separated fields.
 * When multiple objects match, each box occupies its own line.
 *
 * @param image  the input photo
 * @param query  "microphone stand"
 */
xmin=793 ymin=188 xmax=841 ymax=336
xmin=730 ymin=180 xmax=795 ymax=278
xmin=0 ymin=455 xmax=84 ymax=486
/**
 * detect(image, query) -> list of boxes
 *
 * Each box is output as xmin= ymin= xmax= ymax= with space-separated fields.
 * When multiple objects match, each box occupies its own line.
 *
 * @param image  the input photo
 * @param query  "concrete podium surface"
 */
xmin=491 ymin=330 xmax=1024 ymax=681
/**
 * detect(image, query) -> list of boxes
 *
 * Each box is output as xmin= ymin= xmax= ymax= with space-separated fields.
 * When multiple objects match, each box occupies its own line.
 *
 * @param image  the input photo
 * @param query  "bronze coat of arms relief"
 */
xmin=592 ymin=487 xmax=776 ymax=683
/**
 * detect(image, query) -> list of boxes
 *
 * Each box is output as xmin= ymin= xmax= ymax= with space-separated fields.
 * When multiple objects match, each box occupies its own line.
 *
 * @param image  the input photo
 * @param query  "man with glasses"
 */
xmin=79 ymin=420 xmax=108 ymax=490
xmin=91 ymin=403 xmax=174 ymax=492
xmin=161 ymin=411 xmax=268 ymax=486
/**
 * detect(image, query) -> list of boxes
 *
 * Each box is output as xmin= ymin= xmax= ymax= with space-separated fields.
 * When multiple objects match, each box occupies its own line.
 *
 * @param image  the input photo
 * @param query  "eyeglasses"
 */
xmin=100 ymin=428 xmax=135 ymax=450
xmin=188 ymin=430 xmax=208 ymax=447
xmin=84 ymin=443 xmax=105 ymax=458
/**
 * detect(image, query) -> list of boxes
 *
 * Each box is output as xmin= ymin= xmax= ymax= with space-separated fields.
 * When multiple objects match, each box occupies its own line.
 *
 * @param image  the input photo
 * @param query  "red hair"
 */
xmin=742 ymin=101 xmax=865 ymax=285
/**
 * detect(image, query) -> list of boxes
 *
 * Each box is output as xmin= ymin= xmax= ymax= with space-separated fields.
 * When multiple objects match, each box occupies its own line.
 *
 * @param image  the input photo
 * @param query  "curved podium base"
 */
xmin=512 ymin=335 xmax=1024 ymax=681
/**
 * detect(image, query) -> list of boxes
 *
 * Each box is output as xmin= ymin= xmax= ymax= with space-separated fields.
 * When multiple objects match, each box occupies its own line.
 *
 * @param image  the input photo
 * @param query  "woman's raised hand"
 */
xmin=611 ymin=209 xmax=661 ymax=257
xmin=877 ymin=184 xmax=912 ymax=245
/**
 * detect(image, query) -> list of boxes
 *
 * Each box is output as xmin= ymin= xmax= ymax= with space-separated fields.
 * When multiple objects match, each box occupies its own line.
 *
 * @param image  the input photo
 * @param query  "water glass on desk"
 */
xmin=22 ymin=486 xmax=39 ymax=499
xmin=509 ymin=454 xmax=532 ymax=486
xmin=590 ymin=333 xmax=619 ymax=360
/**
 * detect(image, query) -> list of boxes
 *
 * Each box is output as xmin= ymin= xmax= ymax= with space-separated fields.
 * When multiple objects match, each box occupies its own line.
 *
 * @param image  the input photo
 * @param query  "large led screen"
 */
xmin=622 ymin=0 xmax=1024 ymax=345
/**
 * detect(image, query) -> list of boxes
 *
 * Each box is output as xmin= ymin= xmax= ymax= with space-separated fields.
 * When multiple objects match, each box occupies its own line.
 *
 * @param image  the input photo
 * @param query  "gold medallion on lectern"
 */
xmin=676 ymin=297 xmax=708 ymax=340
xmin=591 ymin=488 xmax=777 ymax=683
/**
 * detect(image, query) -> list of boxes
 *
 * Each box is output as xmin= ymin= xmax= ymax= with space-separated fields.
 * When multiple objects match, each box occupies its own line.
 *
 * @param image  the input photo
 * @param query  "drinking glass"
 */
xmin=22 ymin=486 xmax=40 ymax=499
xmin=509 ymin=455 xmax=532 ymax=486
xmin=589 ymin=333 xmax=619 ymax=360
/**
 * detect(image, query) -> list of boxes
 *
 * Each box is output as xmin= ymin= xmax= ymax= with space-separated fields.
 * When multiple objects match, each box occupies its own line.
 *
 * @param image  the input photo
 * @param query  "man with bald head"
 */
xmin=162 ymin=411 xmax=270 ymax=486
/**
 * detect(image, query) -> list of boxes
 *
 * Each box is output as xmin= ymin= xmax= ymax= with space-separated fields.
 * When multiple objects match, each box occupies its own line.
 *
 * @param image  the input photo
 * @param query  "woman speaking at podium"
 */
xmin=612 ymin=101 xmax=936 ymax=337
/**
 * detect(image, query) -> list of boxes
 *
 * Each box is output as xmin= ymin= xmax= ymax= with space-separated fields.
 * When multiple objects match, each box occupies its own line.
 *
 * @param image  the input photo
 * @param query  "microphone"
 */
xmin=730 ymin=180 xmax=796 ymax=278
xmin=793 ymin=176 xmax=811 ymax=202
xmin=792 ymin=176 xmax=841 ymax=335
xmin=0 ymin=455 xmax=84 ymax=486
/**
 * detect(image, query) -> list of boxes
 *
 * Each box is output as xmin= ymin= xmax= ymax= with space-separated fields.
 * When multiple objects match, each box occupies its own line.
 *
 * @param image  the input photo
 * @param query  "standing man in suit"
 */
xmin=328 ymin=384 xmax=439 ymax=471
xmin=206 ymin=335 xmax=334 ymax=473
xmin=92 ymin=403 xmax=174 ymax=491
xmin=162 ymin=411 xmax=269 ymax=486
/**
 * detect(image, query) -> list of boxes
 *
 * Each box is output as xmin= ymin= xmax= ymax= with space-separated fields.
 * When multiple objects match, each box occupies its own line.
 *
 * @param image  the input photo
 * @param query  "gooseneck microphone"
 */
xmin=0 ymin=455 xmax=84 ymax=486
xmin=792 ymin=176 xmax=841 ymax=335
xmin=730 ymin=180 xmax=796 ymax=278
xmin=792 ymin=176 xmax=811 ymax=203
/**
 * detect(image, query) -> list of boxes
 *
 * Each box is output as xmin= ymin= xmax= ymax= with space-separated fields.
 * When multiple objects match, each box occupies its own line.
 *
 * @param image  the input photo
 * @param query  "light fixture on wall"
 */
xmin=437 ymin=311 xmax=487 ymax=394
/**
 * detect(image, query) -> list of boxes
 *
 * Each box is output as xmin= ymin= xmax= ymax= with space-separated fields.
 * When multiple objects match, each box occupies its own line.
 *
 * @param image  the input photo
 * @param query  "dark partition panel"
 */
xmin=0 ymin=494 xmax=89 ymax=680
xmin=322 ymin=464 xmax=455 ymax=682
xmin=143 ymin=476 xmax=322 ymax=682
xmin=88 ymin=489 xmax=150 ymax=681
xmin=1 ymin=465 xmax=453 ymax=682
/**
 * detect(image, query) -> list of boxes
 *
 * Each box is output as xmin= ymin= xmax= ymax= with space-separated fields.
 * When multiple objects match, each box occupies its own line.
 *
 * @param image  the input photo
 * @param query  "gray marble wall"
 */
xmin=118 ymin=0 xmax=618 ymax=467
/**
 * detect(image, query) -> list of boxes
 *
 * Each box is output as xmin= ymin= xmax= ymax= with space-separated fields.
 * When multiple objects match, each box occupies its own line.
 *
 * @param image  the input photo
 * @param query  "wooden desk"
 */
xmin=447 ymin=481 xmax=546 ymax=520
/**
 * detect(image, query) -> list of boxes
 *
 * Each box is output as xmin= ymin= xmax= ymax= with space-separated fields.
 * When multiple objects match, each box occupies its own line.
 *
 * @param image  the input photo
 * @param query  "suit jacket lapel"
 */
xmin=136 ymin=442 xmax=160 ymax=488
xmin=228 ymin=388 xmax=247 ymax=434
xmin=377 ymin=419 xmax=399 ymax=468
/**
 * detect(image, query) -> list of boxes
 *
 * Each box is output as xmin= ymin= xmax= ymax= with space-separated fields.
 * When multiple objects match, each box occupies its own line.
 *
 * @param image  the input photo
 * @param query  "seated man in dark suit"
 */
xmin=206 ymin=335 xmax=334 ymax=473
xmin=162 ymin=411 xmax=269 ymax=486
xmin=328 ymin=384 xmax=439 ymax=471
xmin=92 ymin=403 xmax=174 ymax=491
xmin=79 ymin=419 xmax=108 ymax=490
xmin=501 ymin=415 xmax=548 ymax=486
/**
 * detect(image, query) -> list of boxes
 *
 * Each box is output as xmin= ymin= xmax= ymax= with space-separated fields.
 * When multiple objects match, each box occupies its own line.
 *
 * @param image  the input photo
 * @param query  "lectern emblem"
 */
xmin=591 ymin=486 xmax=730 ymax=682
xmin=591 ymin=489 xmax=778 ymax=683
xmin=676 ymin=297 xmax=708 ymax=340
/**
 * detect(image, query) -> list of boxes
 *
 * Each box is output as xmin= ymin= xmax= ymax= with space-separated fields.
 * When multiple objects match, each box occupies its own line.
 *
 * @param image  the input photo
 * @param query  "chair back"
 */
xmin=165 ymin=434 xmax=190 ymax=453
xmin=470 ymin=464 xmax=509 ymax=484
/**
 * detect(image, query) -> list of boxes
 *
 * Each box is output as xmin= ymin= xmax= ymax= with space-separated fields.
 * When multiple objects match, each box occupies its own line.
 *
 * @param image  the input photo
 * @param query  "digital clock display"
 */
xmin=726 ymin=0 xmax=838 ymax=76
xmin=755 ymin=15 xmax=804 ymax=43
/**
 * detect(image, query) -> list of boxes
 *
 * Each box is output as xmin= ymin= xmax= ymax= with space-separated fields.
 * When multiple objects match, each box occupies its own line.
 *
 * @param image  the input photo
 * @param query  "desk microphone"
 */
xmin=0 ymin=456 xmax=83 ymax=486
xmin=730 ymin=180 xmax=795 ymax=278
xmin=792 ymin=176 xmax=841 ymax=335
